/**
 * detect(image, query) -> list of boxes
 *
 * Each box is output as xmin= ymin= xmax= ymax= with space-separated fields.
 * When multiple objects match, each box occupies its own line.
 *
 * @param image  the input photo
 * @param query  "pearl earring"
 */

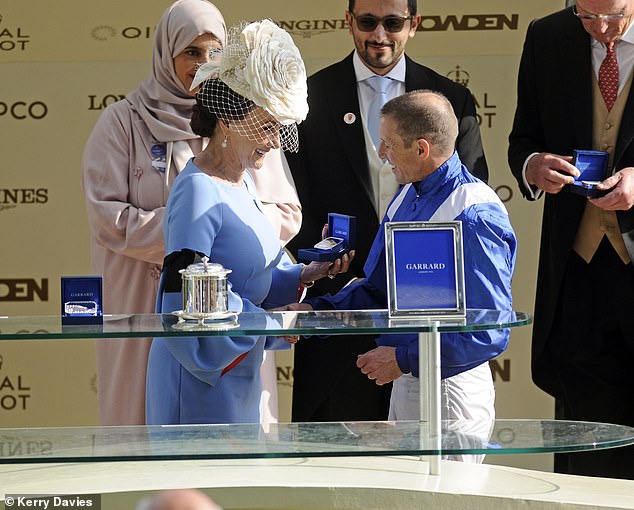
xmin=221 ymin=136 xmax=227 ymax=149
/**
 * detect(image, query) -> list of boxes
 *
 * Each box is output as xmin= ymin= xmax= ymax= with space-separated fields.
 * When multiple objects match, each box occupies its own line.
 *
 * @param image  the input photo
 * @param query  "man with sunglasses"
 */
xmin=508 ymin=0 xmax=634 ymax=479
xmin=286 ymin=0 xmax=487 ymax=424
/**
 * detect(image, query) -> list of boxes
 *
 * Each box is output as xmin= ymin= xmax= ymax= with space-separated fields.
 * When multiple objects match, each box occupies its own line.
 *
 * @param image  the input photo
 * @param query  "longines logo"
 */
xmin=0 ymin=439 xmax=52 ymax=457
xmin=490 ymin=358 xmax=510 ymax=382
xmin=278 ymin=362 xmax=507 ymax=386
xmin=279 ymin=19 xmax=347 ymax=38
xmin=278 ymin=13 xmax=518 ymax=38
xmin=0 ymin=101 xmax=48 ymax=120
xmin=0 ymin=278 xmax=49 ymax=302
xmin=493 ymin=426 xmax=516 ymax=444
xmin=91 ymin=24 xmax=153 ymax=42
xmin=0 ymin=188 xmax=48 ymax=212
xmin=277 ymin=365 xmax=293 ymax=387
xmin=88 ymin=94 xmax=126 ymax=111
xmin=0 ymin=354 xmax=32 ymax=412
xmin=495 ymin=185 xmax=513 ymax=204
xmin=275 ymin=362 xmax=509 ymax=385
xmin=0 ymin=13 xmax=31 ymax=51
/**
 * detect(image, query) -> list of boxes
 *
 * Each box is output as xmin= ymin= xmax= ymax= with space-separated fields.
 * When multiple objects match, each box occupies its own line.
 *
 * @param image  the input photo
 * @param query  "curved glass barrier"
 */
xmin=1 ymin=310 xmax=633 ymax=465
xmin=0 ymin=309 xmax=531 ymax=340
xmin=0 ymin=420 xmax=633 ymax=464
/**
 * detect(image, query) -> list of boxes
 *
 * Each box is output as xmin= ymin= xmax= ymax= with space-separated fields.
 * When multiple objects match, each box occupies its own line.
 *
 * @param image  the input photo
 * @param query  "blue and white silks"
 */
xmin=307 ymin=152 xmax=517 ymax=379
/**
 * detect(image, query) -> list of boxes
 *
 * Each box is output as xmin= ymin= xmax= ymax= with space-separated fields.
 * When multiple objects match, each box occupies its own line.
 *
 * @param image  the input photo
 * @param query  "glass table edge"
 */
xmin=0 ymin=419 xmax=631 ymax=464
xmin=0 ymin=309 xmax=532 ymax=340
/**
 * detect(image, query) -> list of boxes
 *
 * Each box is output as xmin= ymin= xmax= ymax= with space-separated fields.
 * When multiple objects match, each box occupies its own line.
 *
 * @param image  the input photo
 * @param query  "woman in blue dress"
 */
xmin=146 ymin=20 xmax=351 ymax=425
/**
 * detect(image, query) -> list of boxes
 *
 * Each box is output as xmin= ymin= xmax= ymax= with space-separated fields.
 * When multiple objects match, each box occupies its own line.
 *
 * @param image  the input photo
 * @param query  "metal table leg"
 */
xmin=419 ymin=322 xmax=441 ymax=474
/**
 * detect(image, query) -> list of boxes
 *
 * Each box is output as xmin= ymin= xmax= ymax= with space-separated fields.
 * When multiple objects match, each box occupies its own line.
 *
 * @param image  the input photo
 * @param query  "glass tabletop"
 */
xmin=0 ymin=419 xmax=632 ymax=464
xmin=0 ymin=309 xmax=531 ymax=340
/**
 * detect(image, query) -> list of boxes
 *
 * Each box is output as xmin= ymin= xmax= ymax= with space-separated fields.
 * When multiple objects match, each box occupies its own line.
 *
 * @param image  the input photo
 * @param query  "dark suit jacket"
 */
xmin=285 ymin=52 xmax=488 ymax=420
xmin=508 ymin=7 xmax=634 ymax=397
xmin=287 ymin=52 xmax=487 ymax=289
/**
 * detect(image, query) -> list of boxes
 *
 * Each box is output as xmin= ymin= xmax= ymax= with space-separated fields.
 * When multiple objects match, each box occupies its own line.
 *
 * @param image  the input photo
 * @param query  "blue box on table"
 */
xmin=61 ymin=276 xmax=103 ymax=325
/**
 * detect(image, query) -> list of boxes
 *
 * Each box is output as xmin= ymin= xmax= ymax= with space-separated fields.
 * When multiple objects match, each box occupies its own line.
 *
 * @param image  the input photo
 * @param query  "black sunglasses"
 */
xmin=350 ymin=13 xmax=414 ymax=33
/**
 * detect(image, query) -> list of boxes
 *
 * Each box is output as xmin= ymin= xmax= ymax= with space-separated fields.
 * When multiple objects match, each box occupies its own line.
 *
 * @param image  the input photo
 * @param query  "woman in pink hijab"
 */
xmin=82 ymin=0 xmax=301 ymax=426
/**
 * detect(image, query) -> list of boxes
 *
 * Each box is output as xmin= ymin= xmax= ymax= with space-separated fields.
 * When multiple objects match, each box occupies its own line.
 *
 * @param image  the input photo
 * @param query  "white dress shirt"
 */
xmin=353 ymin=52 xmax=407 ymax=218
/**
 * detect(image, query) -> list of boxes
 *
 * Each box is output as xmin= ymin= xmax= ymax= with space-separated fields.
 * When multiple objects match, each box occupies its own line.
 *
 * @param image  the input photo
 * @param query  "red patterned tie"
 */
xmin=599 ymin=41 xmax=619 ymax=112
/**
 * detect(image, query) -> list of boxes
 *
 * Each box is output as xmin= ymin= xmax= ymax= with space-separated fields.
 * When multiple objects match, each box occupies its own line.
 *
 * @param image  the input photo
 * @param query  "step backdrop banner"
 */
xmin=0 ymin=0 xmax=562 ymax=470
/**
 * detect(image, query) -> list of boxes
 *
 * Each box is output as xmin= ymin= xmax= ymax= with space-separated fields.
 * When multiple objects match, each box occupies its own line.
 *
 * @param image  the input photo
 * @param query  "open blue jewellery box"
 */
xmin=61 ymin=276 xmax=103 ymax=325
xmin=298 ymin=213 xmax=356 ymax=262
xmin=568 ymin=149 xmax=610 ymax=198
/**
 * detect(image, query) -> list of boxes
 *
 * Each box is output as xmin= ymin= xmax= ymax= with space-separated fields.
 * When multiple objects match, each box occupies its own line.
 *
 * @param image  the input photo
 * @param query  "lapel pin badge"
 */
xmin=343 ymin=112 xmax=356 ymax=124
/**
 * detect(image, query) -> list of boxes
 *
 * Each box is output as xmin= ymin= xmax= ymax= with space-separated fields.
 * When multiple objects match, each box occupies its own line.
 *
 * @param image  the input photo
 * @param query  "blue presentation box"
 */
xmin=298 ymin=213 xmax=356 ymax=262
xmin=568 ymin=149 xmax=610 ymax=198
xmin=61 ymin=276 xmax=103 ymax=325
xmin=385 ymin=221 xmax=465 ymax=319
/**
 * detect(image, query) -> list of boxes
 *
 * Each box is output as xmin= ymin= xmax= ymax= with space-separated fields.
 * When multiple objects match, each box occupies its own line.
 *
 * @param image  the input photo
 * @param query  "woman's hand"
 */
xmin=300 ymin=250 xmax=355 ymax=284
xmin=269 ymin=303 xmax=313 ymax=312
xmin=267 ymin=302 xmax=313 ymax=344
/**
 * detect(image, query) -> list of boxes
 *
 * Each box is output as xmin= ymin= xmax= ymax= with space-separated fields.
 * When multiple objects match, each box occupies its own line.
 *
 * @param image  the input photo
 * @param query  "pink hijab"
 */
xmin=127 ymin=0 xmax=226 ymax=143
